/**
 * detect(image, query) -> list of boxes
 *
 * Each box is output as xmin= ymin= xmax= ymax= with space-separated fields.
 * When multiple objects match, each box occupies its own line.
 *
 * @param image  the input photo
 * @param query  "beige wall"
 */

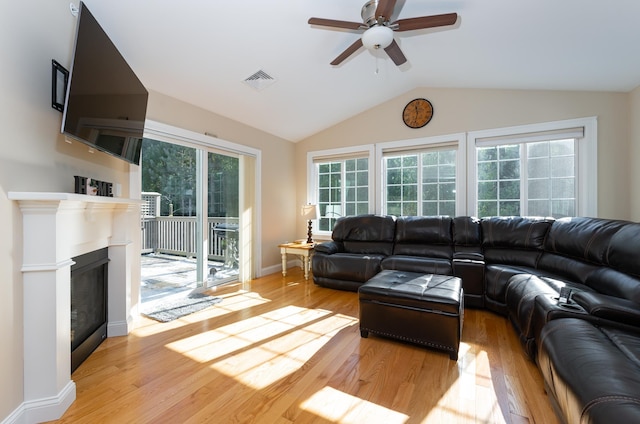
xmin=295 ymin=87 xmax=632 ymax=226
xmin=630 ymin=86 xmax=640 ymax=221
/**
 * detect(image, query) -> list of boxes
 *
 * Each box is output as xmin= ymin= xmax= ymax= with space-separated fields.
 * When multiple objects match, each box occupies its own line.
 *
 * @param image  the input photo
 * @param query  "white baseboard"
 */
xmin=2 ymin=381 xmax=76 ymax=424
xmin=261 ymin=259 xmax=302 ymax=278
xmin=107 ymin=316 xmax=132 ymax=337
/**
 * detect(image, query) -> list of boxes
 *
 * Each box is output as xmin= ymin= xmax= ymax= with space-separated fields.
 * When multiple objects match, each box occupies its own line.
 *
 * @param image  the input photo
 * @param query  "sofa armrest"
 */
xmin=314 ymin=241 xmax=342 ymax=255
xmin=571 ymin=291 xmax=640 ymax=327
xmin=452 ymin=252 xmax=485 ymax=307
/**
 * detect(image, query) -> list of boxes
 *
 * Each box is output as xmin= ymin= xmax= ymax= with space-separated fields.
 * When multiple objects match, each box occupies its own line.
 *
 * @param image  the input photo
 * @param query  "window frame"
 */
xmin=467 ymin=117 xmax=598 ymax=217
xmin=376 ymin=133 xmax=467 ymax=216
xmin=307 ymin=145 xmax=375 ymax=238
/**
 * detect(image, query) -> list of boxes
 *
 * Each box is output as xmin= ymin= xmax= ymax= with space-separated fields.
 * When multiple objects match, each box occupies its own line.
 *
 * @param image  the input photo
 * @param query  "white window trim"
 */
xmin=307 ymin=144 xmax=376 ymax=237
xmin=375 ymin=133 xmax=467 ymax=215
xmin=467 ymin=117 xmax=598 ymax=217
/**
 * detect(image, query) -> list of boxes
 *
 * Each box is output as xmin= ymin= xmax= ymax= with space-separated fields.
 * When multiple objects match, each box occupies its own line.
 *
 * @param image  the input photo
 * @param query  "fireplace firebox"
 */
xmin=71 ymin=248 xmax=109 ymax=372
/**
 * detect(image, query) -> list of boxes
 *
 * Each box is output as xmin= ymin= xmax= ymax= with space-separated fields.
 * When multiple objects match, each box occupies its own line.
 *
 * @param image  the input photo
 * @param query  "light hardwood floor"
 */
xmin=49 ymin=268 xmax=559 ymax=424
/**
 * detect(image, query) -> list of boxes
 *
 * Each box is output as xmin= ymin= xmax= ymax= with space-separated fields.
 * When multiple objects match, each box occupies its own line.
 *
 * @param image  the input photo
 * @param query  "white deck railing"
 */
xmin=141 ymin=216 xmax=239 ymax=262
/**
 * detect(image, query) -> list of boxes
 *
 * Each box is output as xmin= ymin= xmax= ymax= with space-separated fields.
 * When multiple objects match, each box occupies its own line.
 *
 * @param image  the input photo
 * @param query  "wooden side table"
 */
xmin=278 ymin=242 xmax=315 ymax=280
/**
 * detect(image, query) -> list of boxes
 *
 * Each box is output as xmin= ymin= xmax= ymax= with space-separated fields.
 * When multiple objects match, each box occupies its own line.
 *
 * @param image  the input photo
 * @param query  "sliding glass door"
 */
xmin=140 ymin=137 xmax=240 ymax=302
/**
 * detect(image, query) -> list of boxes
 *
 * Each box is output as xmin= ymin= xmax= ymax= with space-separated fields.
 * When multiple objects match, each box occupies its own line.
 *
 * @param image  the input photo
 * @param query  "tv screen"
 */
xmin=62 ymin=2 xmax=148 ymax=165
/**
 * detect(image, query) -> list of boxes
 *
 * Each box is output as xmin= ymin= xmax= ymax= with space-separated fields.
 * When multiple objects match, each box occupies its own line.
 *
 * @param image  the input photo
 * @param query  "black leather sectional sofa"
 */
xmin=312 ymin=214 xmax=640 ymax=424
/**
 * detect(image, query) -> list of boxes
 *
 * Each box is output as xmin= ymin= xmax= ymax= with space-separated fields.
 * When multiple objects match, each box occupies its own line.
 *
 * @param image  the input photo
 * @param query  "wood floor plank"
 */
xmin=48 ymin=268 xmax=559 ymax=424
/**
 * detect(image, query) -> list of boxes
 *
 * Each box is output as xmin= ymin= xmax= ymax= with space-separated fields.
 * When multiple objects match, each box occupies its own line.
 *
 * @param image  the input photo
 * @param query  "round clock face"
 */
xmin=402 ymin=98 xmax=433 ymax=128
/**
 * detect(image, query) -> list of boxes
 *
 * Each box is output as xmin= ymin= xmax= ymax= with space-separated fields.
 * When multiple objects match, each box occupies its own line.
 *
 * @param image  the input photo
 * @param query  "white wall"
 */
xmin=295 ymin=87 xmax=632 ymax=223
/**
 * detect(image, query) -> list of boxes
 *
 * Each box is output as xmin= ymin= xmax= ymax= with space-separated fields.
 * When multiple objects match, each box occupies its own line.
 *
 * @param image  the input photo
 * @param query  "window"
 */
xmin=469 ymin=117 xmax=597 ymax=218
xmin=477 ymin=140 xmax=576 ymax=217
xmin=305 ymin=119 xmax=596 ymax=225
xmin=384 ymin=148 xmax=457 ymax=216
xmin=316 ymin=157 xmax=369 ymax=231
xmin=308 ymin=146 xmax=374 ymax=234
xmin=378 ymin=133 xmax=466 ymax=217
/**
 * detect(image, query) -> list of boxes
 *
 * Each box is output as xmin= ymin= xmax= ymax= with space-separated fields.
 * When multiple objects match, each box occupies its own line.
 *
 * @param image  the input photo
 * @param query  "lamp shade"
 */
xmin=362 ymin=25 xmax=394 ymax=50
xmin=301 ymin=204 xmax=319 ymax=221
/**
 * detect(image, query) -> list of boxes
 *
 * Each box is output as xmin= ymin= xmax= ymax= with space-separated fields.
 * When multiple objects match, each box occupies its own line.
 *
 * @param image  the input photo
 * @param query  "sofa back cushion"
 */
xmin=392 ymin=216 xmax=453 ymax=259
xmin=607 ymin=222 xmax=640 ymax=277
xmin=537 ymin=252 xmax=600 ymax=286
xmin=332 ymin=214 xmax=396 ymax=255
xmin=585 ymin=268 xmax=640 ymax=303
xmin=453 ymin=216 xmax=482 ymax=254
xmin=545 ymin=217 xmax=629 ymax=265
xmin=481 ymin=216 xmax=554 ymax=267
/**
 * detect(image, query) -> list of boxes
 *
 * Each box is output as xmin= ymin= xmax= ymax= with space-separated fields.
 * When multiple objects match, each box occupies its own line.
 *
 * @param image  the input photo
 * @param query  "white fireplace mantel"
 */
xmin=9 ymin=192 xmax=143 ymax=423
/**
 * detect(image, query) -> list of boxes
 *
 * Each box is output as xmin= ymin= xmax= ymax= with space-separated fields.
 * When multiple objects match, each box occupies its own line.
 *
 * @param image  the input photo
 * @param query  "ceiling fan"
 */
xmin=308 ymin=0 xmax=458 ymax=66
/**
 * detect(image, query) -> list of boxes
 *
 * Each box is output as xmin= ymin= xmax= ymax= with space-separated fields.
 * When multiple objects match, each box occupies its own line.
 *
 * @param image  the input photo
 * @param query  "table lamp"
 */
xmin=300 ymin=204 xmax=319 ymax=243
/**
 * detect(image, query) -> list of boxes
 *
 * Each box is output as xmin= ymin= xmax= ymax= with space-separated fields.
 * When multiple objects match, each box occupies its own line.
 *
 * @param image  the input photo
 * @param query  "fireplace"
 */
xmin=71 ymin=248 xmax=109 ymax=372
xmin=9 ymin=191 xmax=142 ymax=423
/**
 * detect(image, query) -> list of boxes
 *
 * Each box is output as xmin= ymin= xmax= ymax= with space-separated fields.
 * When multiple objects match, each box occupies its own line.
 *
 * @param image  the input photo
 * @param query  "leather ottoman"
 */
xmin=358 ymin=270 xmax=464 ymax=360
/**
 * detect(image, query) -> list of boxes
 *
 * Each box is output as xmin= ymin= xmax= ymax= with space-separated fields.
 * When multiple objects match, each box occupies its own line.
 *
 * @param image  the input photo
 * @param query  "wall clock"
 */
xmin=402 ymin=98 xmax=433 ymax=128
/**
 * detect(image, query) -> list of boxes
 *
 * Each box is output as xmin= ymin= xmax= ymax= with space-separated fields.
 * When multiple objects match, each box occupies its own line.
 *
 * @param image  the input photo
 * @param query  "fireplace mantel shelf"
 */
xmin=8 ymin=191 xmax=144 ymax=204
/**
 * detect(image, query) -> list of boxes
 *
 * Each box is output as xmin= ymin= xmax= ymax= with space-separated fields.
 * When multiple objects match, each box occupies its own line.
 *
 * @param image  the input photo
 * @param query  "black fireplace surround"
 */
xmin=70 ymin=248 xmax=109 ymax=372
xmin=312 ymin=214 xmax=640 ymax=424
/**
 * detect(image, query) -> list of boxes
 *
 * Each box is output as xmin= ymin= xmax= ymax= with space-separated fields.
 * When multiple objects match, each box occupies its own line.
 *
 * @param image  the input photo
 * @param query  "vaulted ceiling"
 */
xmin=81 ymin=0 xmax=640 ymax=142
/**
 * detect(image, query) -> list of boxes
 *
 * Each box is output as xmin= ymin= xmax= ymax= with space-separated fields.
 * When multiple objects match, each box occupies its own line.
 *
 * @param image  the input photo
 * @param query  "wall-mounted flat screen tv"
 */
xmin=62 ymin=1 xmax=148 ymax=165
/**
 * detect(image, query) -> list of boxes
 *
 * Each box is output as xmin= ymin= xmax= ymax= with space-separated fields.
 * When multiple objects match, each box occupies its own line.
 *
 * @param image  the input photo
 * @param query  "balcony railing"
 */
xmin=141 ymin=216 xmax=239 ymax=264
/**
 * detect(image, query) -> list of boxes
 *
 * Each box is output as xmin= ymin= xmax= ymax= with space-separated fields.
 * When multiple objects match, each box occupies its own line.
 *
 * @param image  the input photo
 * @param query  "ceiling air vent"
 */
xmin=243 ymin=69 xmax=276 ymax=91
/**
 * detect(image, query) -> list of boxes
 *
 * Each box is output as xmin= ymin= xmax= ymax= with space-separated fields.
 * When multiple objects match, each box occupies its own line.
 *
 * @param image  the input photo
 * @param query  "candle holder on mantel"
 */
xmin=300 ymin=204 xmax=319 ymax=244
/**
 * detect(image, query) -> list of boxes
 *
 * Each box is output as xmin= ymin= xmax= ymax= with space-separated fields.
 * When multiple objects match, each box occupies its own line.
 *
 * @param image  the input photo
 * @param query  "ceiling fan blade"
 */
xmin=330 ymin=38 xmax=364 ymax=65
xmin=375 ymin=0 xmax=397 ymax=21
xmin=384 ymin=39 xmax=407 ymax=65
xmin=393 ymin=13 xmax=458 ymax=32
xmin=308 ymin=17 xmax=364 ymax=31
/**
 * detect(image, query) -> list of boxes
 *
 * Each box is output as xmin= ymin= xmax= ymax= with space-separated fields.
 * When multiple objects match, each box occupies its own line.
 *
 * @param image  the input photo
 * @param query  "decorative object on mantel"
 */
xmin=301 ymin=203 xmax=319 ymax=243
xmin=74 ymin=175 xmax=113 ymax=197
xmin=141 ymin=293 xmax=223 ymax=323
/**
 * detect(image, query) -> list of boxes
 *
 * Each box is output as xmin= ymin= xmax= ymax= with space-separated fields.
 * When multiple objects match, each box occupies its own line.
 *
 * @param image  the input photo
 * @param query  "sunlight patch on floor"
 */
xmin=416 ymin=343 xmax=504 ymax=423
xmin=300 ymin=386 xmax=410 ymax=423
xmin=132 ymin=290 xmax=270 ymax=336
xmin=166 ymin=304 xmax=358 ymax=389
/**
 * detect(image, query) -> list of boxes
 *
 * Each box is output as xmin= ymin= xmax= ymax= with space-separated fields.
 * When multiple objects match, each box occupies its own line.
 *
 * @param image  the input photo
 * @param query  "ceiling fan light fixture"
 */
xmin=362 ymin=25 xmax=393 ymax=50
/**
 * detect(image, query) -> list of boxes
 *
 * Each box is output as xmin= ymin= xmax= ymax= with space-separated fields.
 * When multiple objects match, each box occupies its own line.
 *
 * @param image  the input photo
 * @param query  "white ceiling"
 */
xmin=81 ymin=0 xmax=640 ymax=142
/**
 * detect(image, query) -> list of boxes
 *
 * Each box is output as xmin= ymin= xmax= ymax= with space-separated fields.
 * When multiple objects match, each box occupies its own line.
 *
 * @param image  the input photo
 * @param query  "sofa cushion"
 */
xmin=585 ymin=268 xmax=640 ymax=304
xmin=392 ymin=216 xmax=453 ymax=259
xmin=607 ymin=222 xmax=640 ymax=277
xmin=545 ymin=216 xmax=628 ymax=265
xmin=481 ymin=216 xmax=553 ymax=250
xmin=538 ymin=318 xmax=640 ymax=424
xmin=571 ymin=291 xmax=640 ymax=327
xmin=481 ymin=216 xmax=553 ymax=267
xmin=453 ymin=216 xmax=482 ymax=250
xmin=381 ymin=255 xmax=452 ymax=275
xmin=484 ymin=264 xmax=538 ymax=314
xmin=332 ymin=215 xmax=396 ymax=256
xmin=311 ymin=252 xmax=385 ymax=284
xmin=537 ymin=252 xmax=600 ymax=286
